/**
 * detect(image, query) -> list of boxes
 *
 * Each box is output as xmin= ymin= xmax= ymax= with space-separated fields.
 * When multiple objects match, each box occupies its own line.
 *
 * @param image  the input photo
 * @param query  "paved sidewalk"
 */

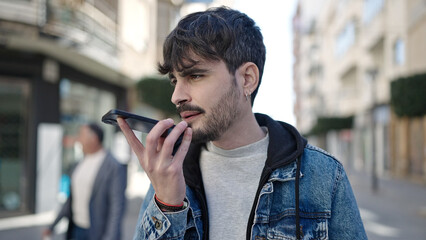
xmin=0 ymin=196 xmax=144 ymax=240
xmin=347 ymin=169 xmax=426 ymax=240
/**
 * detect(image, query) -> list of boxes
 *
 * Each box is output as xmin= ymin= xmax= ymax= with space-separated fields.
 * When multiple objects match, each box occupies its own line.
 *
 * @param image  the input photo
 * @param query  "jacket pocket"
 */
xmin=264 ymin=211 xmax=329 ymax=240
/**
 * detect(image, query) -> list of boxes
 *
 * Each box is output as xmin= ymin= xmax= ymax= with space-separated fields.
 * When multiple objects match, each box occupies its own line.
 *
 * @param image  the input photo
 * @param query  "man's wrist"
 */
xmin=154 ymin=194 xmax=187 ymax=212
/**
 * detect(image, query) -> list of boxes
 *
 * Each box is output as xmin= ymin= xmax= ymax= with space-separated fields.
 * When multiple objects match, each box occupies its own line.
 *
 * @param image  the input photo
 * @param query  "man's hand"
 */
xmin=117 ymin=117 xmax=192 ymax=205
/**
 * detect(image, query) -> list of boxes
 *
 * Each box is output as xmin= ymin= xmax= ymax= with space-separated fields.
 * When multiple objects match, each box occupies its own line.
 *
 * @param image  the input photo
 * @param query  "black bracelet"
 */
xmin=154 ymin=196 xmax=187 ymax=212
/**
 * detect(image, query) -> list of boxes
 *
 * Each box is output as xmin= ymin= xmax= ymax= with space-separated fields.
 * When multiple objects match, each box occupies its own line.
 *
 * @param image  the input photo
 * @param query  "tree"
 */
xmin=136 ymin=76 xmax=177 ymax=117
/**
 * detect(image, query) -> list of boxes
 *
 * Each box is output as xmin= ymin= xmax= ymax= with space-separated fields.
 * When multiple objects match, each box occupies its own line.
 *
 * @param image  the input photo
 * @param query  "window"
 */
xmin=363 ymin=0 xmax=385 ymax=24
xmin=335 ymin=20 xmax=356 ymax=57
xmin=0 ymin=78 xmax=30 ymax=215
xmin=394 ymin=39 xmax=405 ymax=65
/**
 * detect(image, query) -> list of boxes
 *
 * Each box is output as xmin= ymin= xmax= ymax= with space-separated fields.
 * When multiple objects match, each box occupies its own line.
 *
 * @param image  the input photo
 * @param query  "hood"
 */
xmin=183 ymin=113 xmax=307 ymax=188
xmin=255 ymin=113 xmax=307 ymax=170
xmin=182 ymin=113 xmax=308 ymax=240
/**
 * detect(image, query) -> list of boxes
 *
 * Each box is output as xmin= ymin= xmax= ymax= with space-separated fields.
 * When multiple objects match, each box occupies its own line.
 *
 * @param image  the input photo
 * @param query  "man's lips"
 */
xmin=180 ymin=111 xmax=202 ymax=120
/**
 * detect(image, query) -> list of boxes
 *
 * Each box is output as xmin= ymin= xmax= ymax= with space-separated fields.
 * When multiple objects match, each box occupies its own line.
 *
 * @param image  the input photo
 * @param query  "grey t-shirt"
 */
xmin=200 ymin=129 xmax=269 ymax=240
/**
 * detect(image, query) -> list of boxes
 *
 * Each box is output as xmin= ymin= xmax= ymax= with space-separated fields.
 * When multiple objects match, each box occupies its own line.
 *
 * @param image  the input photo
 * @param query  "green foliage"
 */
xmin=136 ymin=76 xmax=176 ymax=117
xmin=307 ymin=116 xmax=354 ymax=136
xmin=390 ymin=73 xmax=426 ymax=117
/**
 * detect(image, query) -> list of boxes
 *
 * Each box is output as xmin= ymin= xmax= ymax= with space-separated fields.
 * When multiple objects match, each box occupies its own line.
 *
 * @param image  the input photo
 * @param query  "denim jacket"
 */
xmin=133 ymin=114 xmax=367 ymax=240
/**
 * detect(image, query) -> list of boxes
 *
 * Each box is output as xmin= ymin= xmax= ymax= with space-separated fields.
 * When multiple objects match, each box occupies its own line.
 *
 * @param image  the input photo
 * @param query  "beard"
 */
xmin=177 ymin=80 xmax=241 ymax=144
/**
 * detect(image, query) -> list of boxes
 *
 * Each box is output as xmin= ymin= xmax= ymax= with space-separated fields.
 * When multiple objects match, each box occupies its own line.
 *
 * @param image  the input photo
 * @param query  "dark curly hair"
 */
xmin=158 ymin=6 xmax=266 ymax=104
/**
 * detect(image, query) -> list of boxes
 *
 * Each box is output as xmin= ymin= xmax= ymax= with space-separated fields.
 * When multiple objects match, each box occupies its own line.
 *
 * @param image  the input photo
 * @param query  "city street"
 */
xmin=0 ymin=196 xmax=143 ymax=240
xmin=1 ymin=169 xmax=425 ymax=239
xmin=348 ymin=169 xmax=426 ymax=240
xmin=0 ymin=1 xmax=425 ymax=239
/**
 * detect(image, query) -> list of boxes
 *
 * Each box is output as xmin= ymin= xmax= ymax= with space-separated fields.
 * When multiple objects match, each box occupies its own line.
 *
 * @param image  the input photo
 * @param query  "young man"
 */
xmin=118 ymin=6 xmax=367 ymax=240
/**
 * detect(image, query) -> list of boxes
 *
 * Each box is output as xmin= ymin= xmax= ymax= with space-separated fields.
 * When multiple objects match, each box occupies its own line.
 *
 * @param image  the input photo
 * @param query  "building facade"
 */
xmin=0 ymin=0 xmax=234 ymax=219
xmin=293 ymin=0 xmax=426 ymax=181
xmin=0 ymin=0 xmax=175 ymax=218
xmin=0 ymin=0 xmax=133 ymax=218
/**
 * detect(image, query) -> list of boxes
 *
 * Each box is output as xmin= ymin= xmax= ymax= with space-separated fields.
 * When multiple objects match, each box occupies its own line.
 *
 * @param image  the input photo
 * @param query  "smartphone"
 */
xmin=102 ymin=109 xmax=183 ymax=154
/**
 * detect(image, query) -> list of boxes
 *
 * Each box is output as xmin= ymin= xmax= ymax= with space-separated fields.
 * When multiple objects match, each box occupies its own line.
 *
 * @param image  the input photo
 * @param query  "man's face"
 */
xmin=76 ymin=125 xmax=97 ymax=154
xmin=171 ymin=58 xmax=243 ymax=143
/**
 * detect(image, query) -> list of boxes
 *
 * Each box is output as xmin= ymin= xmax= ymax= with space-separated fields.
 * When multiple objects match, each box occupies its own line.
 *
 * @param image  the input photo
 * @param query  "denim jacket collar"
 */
xmin=268 ymin=161 xmax=304 ymax=183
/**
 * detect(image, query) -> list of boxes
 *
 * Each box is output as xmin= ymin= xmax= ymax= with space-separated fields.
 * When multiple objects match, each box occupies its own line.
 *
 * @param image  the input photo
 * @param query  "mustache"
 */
xmin=176 ymin=103 xmax=205 ymax=115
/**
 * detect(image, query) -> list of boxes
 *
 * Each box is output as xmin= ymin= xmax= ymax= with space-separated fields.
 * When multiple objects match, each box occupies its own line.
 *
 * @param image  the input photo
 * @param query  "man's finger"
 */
xmin=172 ymin=127 xmax=192 ymax=165
xmin=160 ymin=121 xmax=188 ymax=161
xmin=145 ymin=118 xmax=174 ymax=157
xmin=117 ymin=117 xmax=145 ymax=159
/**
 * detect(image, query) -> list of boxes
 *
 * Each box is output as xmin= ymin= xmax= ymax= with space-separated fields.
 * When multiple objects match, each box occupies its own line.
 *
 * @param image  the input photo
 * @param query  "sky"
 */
xmin=232 ymin=0 xmax=298 ymax=125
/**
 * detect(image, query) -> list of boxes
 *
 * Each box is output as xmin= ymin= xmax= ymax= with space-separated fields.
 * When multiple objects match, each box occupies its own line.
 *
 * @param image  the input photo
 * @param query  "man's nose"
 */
xmin=171 ymin=81 xmax=191 ymax=107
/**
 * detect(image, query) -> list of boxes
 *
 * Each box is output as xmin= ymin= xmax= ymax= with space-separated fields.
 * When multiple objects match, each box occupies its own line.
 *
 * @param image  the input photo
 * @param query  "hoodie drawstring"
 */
xmin=295 ymin=157 xmax=301 ymax=239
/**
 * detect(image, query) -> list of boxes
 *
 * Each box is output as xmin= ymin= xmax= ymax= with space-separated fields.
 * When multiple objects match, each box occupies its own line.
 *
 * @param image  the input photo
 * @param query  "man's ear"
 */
xmin=238 ymin=62 xmax=259 ymax=95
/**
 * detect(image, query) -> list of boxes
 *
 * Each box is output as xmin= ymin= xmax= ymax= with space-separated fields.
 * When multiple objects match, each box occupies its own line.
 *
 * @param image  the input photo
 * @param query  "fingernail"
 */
xmin=180 ymin=121 xmax=188 ymax=127
xmin=166 ymin=118 xmax=174 ymax=124
xmin=186 ymin=127 xmax=192 ymax=135
xmin=117 ymin=117 xmax=123 ymax=125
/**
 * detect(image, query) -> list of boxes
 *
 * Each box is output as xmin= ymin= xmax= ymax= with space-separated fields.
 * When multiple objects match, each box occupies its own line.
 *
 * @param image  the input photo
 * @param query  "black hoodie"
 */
xmin=182 ymin=113 xmax=308 ymax=240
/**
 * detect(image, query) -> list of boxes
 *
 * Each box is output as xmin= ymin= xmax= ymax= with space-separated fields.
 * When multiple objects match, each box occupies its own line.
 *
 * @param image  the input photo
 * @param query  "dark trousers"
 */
xmin=72 ymin=225 xmax=89 ymax=240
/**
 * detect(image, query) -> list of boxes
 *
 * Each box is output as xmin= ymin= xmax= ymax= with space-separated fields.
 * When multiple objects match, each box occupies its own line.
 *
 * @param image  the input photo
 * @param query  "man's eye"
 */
xmin=190 ymin=75 xmax=202 ymax=80
xmin=170 ymin=79 xmax=177 ymax=86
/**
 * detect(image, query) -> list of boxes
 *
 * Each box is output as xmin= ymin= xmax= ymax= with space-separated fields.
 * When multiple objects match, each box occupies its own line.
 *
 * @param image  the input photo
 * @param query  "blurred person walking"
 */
xmin=118 ymin=6 xmax=367 ymax=240
xmin=43 ymin=123 xmax=127 ymax=240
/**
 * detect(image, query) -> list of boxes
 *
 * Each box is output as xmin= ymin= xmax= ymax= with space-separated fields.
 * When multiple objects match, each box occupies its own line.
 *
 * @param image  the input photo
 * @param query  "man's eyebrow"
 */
xmin=179 ymin=67 xmax=209 ymax=77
